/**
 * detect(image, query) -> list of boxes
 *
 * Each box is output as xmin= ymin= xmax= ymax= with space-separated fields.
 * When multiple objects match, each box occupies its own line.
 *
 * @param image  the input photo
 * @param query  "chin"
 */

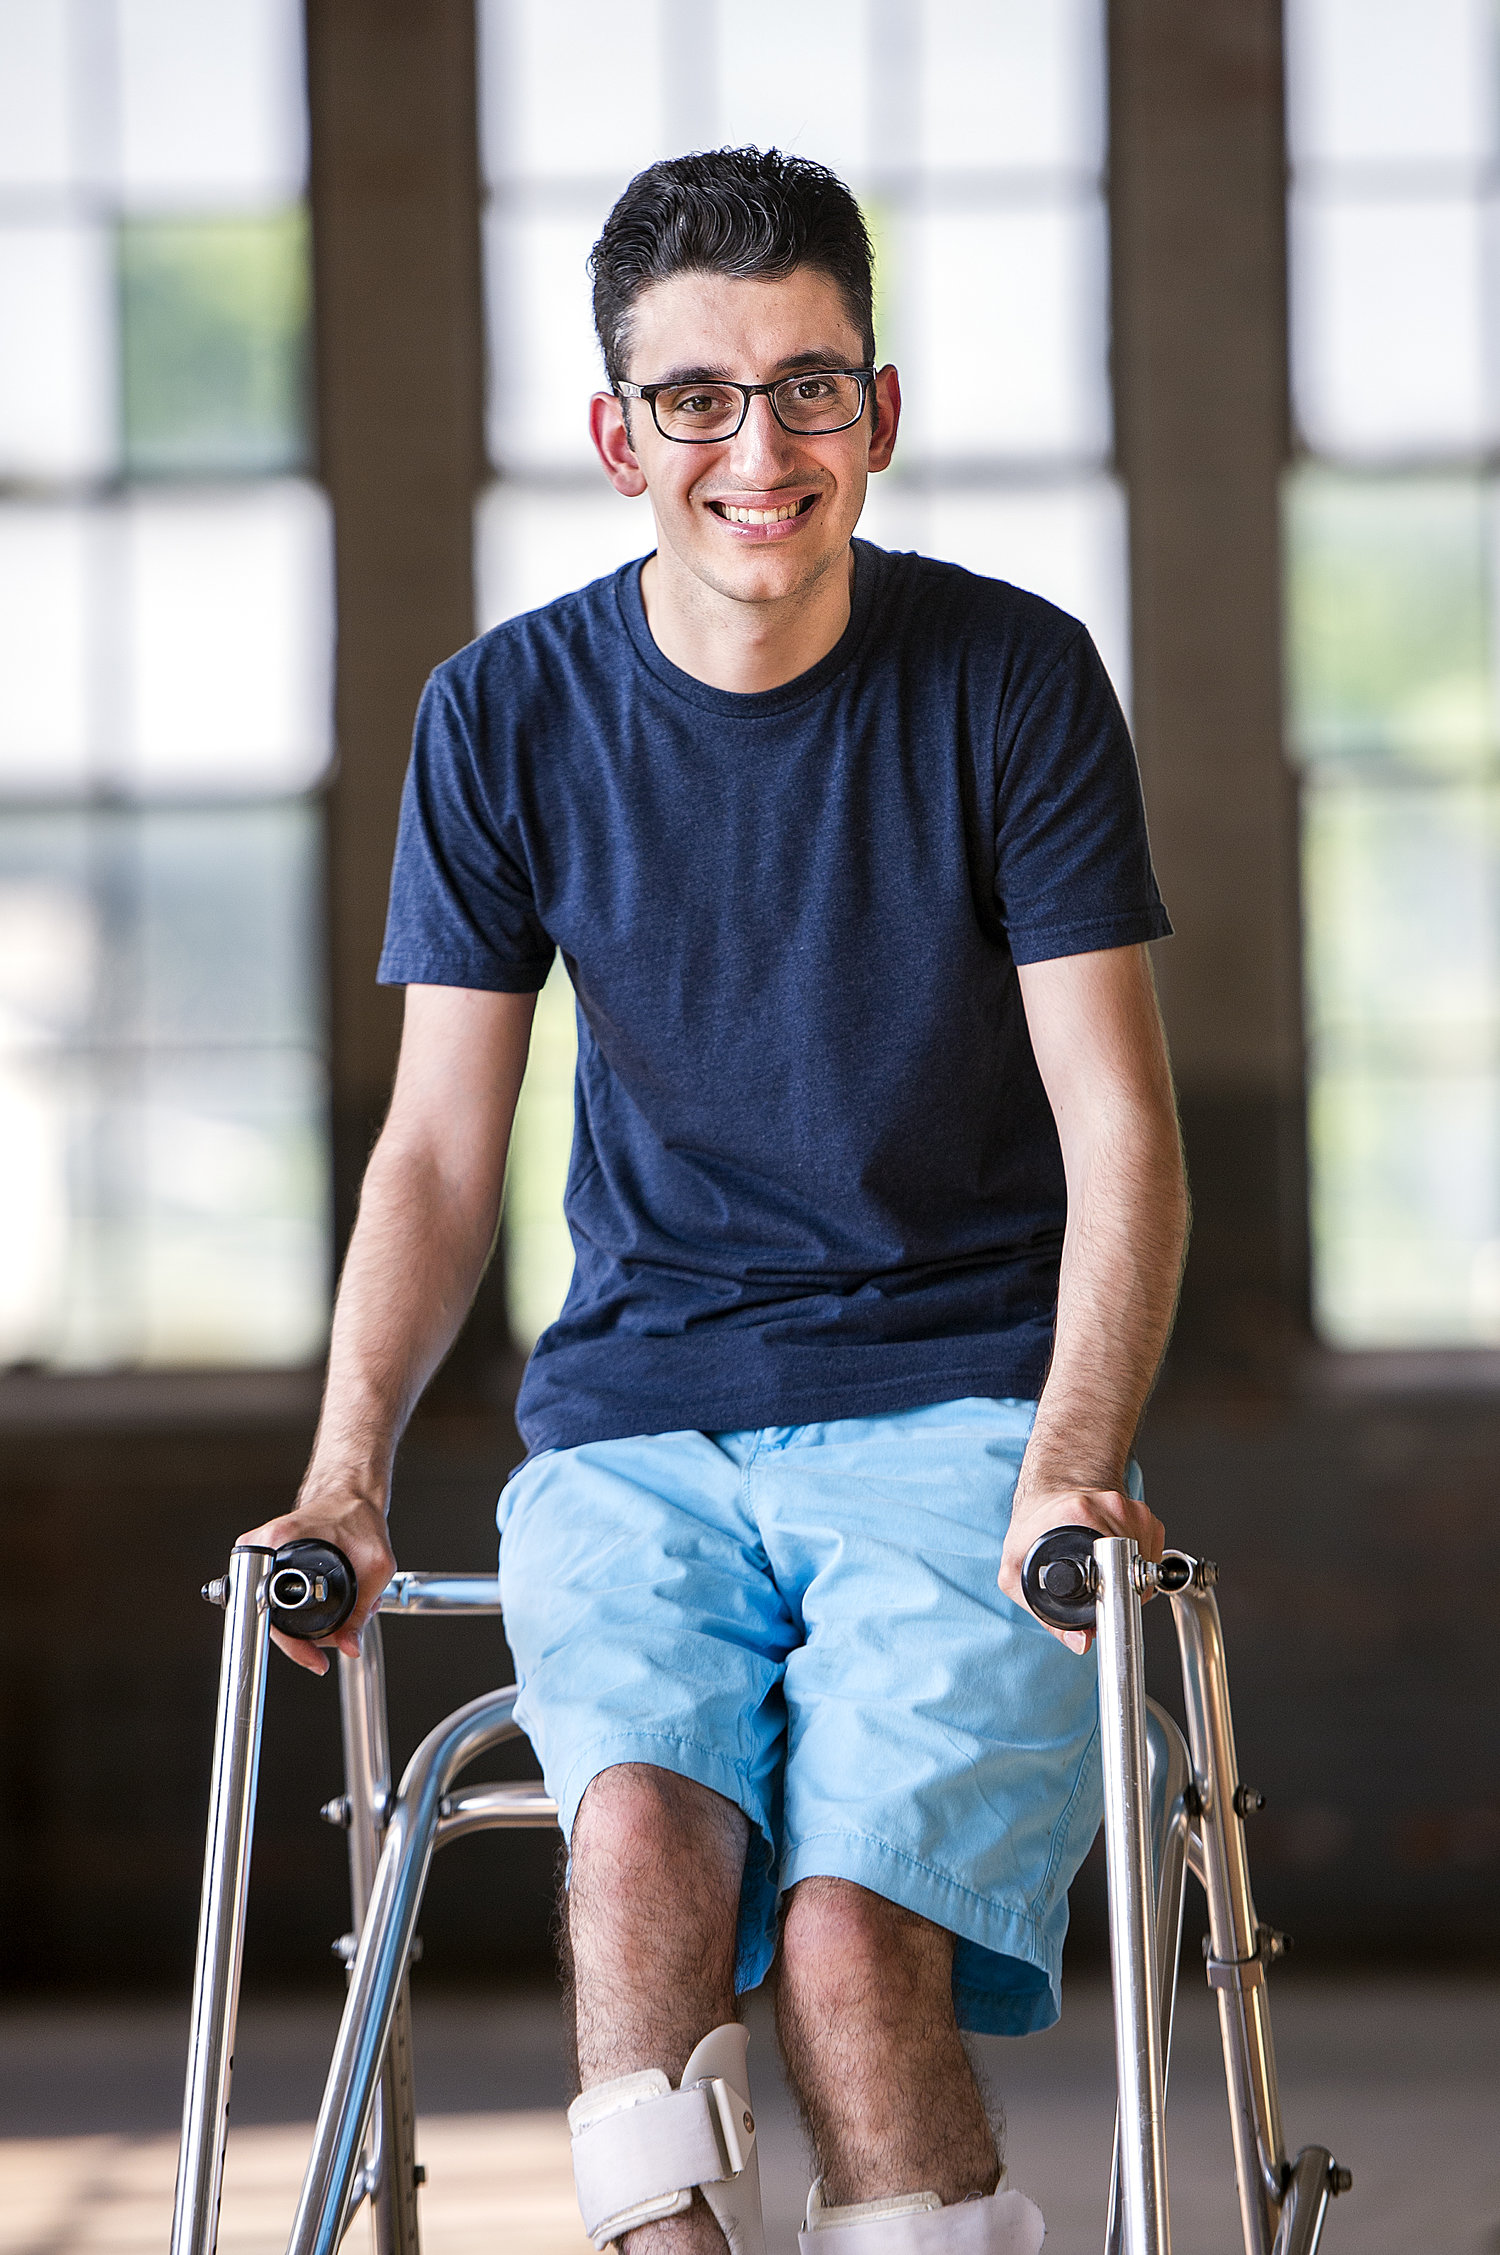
xmin=708 ymin=537 xmax=845 ymax=607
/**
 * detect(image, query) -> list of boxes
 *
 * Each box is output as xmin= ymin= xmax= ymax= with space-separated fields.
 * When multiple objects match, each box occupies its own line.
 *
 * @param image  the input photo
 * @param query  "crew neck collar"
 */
xmin=615 ymin=539 xmax=884 ymax=714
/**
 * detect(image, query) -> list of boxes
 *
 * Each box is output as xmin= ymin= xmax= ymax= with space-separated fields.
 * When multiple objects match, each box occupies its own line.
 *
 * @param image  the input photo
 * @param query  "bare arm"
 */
xmin=240 ymin=983 xmax=538 ymax=1672
xmin=997 ymin=944 xmax=1189 ymax=1650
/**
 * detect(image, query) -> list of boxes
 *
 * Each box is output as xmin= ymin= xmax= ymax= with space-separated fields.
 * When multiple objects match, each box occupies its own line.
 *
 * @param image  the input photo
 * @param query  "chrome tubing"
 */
xmin=378 ymin=1573 xmax=505 ymax=1614
xmin=171 ymin=1546 xmax=275 ymax=2255
xmin=287 ymin=1686 xmax=531 ymax=2255
xmin=1171 ymin=1586 xmax=1286 ymax=2254
xmin=1095 ymin=1538 xmax=1171 ymax=2255
xmin=1105 ymin=1701 xmax=1193 ymax=2255
xmin=337 ymin=1624 xmax=421 ymax=2255
xmin=1271 ymin=2147 xmax=1337 ymax=2255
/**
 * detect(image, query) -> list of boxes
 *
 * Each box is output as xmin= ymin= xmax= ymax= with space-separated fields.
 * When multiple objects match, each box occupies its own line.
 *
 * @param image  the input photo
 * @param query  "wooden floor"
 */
xmin=1 ymin=1976 xmax=1495 ymax=2255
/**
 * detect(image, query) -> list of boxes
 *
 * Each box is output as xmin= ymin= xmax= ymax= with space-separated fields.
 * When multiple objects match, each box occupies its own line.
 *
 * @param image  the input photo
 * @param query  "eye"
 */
xmin=663 ymin=384 xmax=737 ymax=417
xmin=790 ymin=376 xmax=836 ymax=401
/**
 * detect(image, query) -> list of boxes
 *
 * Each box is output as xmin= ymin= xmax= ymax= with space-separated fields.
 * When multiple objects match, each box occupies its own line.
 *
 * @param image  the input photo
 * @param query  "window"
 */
xmin=0 ymin=0 xmax=332 ymax=1370
xmin=476 ymin=0 xmax=1124 ymax=1346
xmin=1287 ymin=0 xmax=1500 ymax=1345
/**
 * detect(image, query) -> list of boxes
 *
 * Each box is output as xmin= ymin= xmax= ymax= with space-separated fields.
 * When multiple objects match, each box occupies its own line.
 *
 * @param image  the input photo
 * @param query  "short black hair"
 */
xmin=589 ymin=146 xmax=876 ymax=390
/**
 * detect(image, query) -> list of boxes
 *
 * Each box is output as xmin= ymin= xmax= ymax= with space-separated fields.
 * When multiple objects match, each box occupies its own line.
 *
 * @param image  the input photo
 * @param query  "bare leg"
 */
xmin=775 ymin=1877 xmax=1000 ymax=2206
xmin=567 ymin=1763 xmax=750 ymax=2255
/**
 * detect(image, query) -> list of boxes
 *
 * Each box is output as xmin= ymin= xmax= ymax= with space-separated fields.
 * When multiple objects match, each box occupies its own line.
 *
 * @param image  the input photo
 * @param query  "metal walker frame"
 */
xmin=171 ymin=1537 xmax=1348 ymax=2255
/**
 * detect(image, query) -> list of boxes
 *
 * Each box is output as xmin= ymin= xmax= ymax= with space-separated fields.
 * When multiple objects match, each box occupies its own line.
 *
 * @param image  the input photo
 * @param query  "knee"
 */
xmin=572 ymin=1764 xmax=746 ymax=1891
xmin=779 ymin=1878 xmax=952 ymax=2012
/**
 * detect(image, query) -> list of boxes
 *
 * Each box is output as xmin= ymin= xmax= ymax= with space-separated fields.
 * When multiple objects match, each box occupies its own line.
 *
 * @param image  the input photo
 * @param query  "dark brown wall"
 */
xmin=1111 ymin=0 xmax=1306 ymax=1373
xmin=307 ymin=0 xmax=486 ymax=1253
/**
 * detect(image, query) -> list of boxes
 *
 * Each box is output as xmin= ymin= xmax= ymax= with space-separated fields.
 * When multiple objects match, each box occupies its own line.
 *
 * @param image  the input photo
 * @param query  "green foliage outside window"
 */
xmin=121 ymin=209 xmax=311 ymax=477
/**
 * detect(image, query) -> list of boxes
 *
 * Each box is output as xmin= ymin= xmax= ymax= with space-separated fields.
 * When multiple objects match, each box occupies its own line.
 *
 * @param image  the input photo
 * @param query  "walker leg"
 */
xmin=337 ymin=1624 xmax=422 ymax=2255
xmin=288 ymin=1687 xmax=530 ymax=2255
xmin=1094 ymin=1536 xmax=1171 ymax=2255
xmin=171 ymin=1546 xmax=276 ymax=2255
xmin=1172 ymin=1587 xmax=1286 ymax=2255
xmin=1105 ymin=1702 xmax=1192 ymax=2255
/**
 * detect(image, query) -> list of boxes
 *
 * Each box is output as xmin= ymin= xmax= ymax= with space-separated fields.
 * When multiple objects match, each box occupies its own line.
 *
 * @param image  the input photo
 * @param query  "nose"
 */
xmin=724 ymin=390 xmax=799 ymax=483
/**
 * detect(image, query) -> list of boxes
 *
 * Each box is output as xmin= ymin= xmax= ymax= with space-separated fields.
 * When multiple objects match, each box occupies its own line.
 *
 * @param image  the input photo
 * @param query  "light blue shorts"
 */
xmin=497 ymin=1397 xmax=1133 ymax=2036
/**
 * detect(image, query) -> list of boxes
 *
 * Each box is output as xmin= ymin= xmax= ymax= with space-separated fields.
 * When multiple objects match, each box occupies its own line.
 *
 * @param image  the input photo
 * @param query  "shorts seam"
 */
xmin=781 ymin=1825 xmax=1051 ymax=1943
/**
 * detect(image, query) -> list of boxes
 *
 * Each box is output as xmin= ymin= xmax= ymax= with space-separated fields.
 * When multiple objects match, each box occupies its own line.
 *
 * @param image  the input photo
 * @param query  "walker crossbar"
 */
xmin=175 ymin=1535 xmax=1349 ymax=2255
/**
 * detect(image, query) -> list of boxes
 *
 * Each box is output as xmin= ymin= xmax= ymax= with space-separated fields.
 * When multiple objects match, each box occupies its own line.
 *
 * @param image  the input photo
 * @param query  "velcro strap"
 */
xmin=572 ymin=2084 xmax=730 ymax=2241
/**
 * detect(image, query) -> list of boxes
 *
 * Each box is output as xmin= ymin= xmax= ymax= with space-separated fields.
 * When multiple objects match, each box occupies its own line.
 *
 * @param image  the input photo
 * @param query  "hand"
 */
xmin=235 ymin=1490 xmax=397 ymax=1676
xmin=999 ymin=1485 xmax=1165 ymax=1657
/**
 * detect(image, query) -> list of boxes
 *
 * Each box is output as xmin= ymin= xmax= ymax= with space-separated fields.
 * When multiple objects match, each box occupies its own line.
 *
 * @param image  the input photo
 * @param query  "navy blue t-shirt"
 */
xmin=378 ymin=540 xmax=1170 ymax=1453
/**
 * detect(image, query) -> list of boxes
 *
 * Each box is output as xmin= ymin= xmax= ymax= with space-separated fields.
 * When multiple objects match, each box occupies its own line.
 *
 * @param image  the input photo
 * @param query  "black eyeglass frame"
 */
xmin=614 ymin=366 xmax=877 ymax=443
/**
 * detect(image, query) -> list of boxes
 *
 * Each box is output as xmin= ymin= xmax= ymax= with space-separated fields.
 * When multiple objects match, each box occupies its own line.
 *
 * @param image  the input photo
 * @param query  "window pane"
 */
xmin=485 ymin=210 xmax=606 ymax=472
xmin=0 ymin=816 xmax=94 ymax=1055
xmin=1291 ymin=193 xmax=1492 ymax=456
xmin=503 ymin=958 xmax=577 ymax=1346
xmin=476 ymin=486 xmax=655 ymax=629
xmin=135 ymin=804 xmax=322 ymax=1048
xmin=121 ymin=210 xmax=310 ymax=476
xmin=1286 ymin=0 xmax=1495 ymax=170
xmin=1310 ymin=1065 xmax=1500 ymax=1346
xmin=0 ymin=222 xmax=116 ymax=480
xmin=0 ymin=0 xmax=73 ymax=191
xmin=117 ymin=0 xmax=308 ymax=208
xmin=1284 ymin=470 xmax=1495 ymax=770
xmin=0 ymin=1049 xmax=76 ymax=1362
xmin=124 ymin=480 xmax=333 ymax=793
xmin=135 ymin=1046 xmax=328 ymax=1366
xmin=1304 ymin=781 xmax=1500 ymax=1051
xmin=920 ymin=0 xmax=1105 ymax=173
xmin=0 ymin=506 xmax=92 ymax=792
xmin=716 ymin=0 xmax=870 ymax=177
xmin=897 ymin=204 xmax=1110 ymax=462
xmin=479 ymin=0 xmax=666 ymax=184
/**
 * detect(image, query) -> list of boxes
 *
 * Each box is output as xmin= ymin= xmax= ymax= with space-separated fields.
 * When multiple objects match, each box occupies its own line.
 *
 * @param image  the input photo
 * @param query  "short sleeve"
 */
xmin=377 ymin=672 xmax=556 ymax=993
xmin=992 ymin=627 xmax=1172 ymax=965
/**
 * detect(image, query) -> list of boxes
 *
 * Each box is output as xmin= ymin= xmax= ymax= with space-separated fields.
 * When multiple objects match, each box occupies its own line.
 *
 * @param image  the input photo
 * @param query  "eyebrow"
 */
xmin=646 ymin=348 xmax=862 ymax=387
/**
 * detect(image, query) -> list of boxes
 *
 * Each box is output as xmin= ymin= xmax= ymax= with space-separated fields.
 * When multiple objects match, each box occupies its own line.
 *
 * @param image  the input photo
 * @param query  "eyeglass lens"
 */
xmin=654 ymin=372 xmax=865 ymax=439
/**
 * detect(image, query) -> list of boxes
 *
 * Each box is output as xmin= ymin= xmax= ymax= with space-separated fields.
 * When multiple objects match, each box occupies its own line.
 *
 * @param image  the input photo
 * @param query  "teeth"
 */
xmin=718 ymin=500 xmax=805 ymax=524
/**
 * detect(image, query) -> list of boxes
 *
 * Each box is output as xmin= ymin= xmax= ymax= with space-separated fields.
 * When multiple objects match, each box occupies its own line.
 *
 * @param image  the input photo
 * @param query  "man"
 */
xmin=245 ymin=148 xmax=1186 ymax=2255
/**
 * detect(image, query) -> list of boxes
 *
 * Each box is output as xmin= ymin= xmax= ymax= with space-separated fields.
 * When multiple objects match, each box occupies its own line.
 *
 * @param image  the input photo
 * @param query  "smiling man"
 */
xmin=244 ymin=148 xmax=1187 ymax=2255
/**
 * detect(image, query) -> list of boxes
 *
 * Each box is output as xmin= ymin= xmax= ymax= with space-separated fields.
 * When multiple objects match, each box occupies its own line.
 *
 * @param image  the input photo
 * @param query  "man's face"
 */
xmin=590 ymin=266 xmax=900 ymax=611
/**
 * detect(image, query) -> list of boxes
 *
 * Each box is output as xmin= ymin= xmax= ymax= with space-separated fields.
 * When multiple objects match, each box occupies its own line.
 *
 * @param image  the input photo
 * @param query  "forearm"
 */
xmin=299 ymin=1128 xmax=504 ymax=1510
xmin=1015 ymin=1092 xmax=1188 ymax=1508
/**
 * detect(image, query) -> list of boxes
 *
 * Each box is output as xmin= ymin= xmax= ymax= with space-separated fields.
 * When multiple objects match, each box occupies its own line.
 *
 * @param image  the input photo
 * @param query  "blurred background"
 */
xmin=1 ymin=1 xmax=1497 ymax=2250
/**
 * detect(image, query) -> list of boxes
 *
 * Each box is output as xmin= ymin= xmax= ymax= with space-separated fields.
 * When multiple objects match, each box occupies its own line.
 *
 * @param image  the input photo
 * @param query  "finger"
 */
xmin=1061 ymin=1628 xmax=1093 ymax=1657
xmin=270 ymin=1627 xmax=330 ymax=1676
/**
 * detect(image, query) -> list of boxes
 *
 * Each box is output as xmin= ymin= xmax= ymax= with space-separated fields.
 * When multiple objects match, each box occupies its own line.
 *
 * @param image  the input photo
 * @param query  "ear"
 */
xmin=590 ymin=391 xmax=648 ymax=497
xmin=867 ymin=365 xmax=901 ymax=474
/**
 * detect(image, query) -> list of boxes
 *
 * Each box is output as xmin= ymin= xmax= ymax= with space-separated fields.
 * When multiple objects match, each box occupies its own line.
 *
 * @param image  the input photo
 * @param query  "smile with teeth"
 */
xmin=711 ymin=495 xmax=816 ymax=524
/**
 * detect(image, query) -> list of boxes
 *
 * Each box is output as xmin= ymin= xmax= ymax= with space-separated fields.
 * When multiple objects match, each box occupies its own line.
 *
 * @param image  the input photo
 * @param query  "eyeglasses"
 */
xmin=615 ymin=367 xmax=875 ymax=443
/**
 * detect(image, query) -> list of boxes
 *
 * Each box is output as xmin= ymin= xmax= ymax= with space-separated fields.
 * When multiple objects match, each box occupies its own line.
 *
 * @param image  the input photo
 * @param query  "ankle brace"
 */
xmin=799 ymin=2178 xmax=1044 ymax=2255
xmin=569 ymin=2022 xmax=765 ymax=2253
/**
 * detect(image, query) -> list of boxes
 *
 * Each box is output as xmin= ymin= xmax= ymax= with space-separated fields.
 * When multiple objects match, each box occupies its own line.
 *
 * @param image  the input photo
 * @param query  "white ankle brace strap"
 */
xmin=800 ymin=2179 xmax=1045 ymax=2255
xmin=569 ymin=2024 xmax=762 ymax=2252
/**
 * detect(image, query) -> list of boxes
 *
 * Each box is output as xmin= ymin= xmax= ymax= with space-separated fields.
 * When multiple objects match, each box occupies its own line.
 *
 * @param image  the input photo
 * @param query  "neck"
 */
xmin=639 ymin=543 xmax=856 ymax=693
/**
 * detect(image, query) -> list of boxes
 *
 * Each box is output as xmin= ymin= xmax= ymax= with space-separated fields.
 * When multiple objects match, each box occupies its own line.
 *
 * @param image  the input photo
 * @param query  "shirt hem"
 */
xmin=515 ymin=1351 xmax=1054 ymax=1456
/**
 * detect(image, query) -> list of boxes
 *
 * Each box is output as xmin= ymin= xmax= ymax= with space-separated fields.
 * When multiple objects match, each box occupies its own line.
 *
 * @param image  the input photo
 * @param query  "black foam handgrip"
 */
xmin=1021 ymin=1527 xmax=1099 ymax=1631
xmin=268 ymin=1538 xmax=358 ymax=1640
